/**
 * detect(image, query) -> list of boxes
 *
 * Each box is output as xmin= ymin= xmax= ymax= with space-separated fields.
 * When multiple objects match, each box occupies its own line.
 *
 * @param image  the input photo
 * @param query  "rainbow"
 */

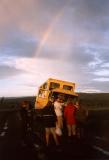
xmin=35 ymin=4 xmax=68 ymax=57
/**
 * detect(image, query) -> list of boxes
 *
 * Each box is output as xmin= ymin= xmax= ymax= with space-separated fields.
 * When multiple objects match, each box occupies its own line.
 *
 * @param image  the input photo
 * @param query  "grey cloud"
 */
xmin=78 ymin=80 xmax=109 ymax=93
xmin=0 ymin=0 xmax=67 ymax=34
xmin=78 ymin=0 xmax=109 ymax=16
xmin=69 ymin=46 xmax=94 ymax=64
xmin=67 ymin=0 xmax=109 ymax=46
xmin=73 ymin=0 xmax=109 ymax=27
xmin=0 ymin=0 xmax=109 ymax=94
xmin=89 ymin=81 xmax=109 ymax=92
xmin=0 ymin=65 xmax=26 ymax=79
xmin=37 ymin=47 xmax=66 ymax=60
xmin=0 ymin=29 xmax=37 ymax=58
xmin=37 ymin=45 xmax=94 ymax=65
xmin=39 ymin=0 xmax=67 ymax=13
xmin=70 ymin=44 xmax=109 ymax=77
xmin=1 ymin=0 xmax=109 ymax=46
xmin=88 ymin=46 xmax=109 ymax=71
xmin=36 ymin=0 xmax=109 ymax=64
xmin=1 ymin=0 xmax=109 ymax=33
xmin=100 ymin=50 xmax=109 ymax=64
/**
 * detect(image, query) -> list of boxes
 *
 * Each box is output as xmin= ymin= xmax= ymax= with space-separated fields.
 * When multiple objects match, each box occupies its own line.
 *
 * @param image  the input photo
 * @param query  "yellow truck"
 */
xmin=35 ymin=78 xmax=78 ymax=109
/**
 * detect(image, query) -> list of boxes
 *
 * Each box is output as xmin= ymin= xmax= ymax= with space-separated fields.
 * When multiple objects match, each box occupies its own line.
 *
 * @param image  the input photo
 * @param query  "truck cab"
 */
xmin=35 ymin=78 xmax=78 ymax=109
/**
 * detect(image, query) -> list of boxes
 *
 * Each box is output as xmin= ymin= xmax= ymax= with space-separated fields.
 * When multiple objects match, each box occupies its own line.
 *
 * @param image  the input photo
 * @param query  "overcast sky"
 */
xmin=0 ymin=0 xmax=109 ymax=97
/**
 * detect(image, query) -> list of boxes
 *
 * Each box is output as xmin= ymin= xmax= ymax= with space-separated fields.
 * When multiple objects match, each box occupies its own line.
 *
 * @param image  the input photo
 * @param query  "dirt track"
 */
xmin=0 ymin=109 xmax=109 ymax=160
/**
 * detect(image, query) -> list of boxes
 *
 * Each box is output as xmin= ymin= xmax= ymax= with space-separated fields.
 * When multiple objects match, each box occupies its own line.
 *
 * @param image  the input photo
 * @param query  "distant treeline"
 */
xmin=78 ymin=93 xmax=109 ymax=108
xmin=0 ymin=93 xmax=109 ymax=109
xmin=0 ymin=96 xmax=35 ymax=109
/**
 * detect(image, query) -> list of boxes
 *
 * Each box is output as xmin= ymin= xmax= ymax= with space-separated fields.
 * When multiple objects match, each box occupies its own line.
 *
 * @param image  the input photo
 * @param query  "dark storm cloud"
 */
xmin=0 ymin=29 xmax=37 ymax=58
xmin=0 ymin=65 xmax=26 ymax=79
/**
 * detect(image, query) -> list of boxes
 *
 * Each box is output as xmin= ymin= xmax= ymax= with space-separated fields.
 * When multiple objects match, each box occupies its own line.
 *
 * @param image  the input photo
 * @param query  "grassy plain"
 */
xmin=0 ymin=93 xmax=109 ymax=143
xmin=0 ymin=93 xmax=109 ymax=109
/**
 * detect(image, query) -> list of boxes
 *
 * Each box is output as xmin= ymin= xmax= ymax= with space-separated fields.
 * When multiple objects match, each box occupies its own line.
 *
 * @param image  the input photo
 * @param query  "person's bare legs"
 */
xmin=71 ymin=125 xmax=76 ymax=136
xmin=57 ymin=116 xmax=63 ymax=129
xmin=45 ymin=128 xmax=50 ymax=146
xmin=67 ymin=125 xmax=72 ymax=137
xmin=50 ymin=128 xmax=59 ymax=145
xmin=59 ymin=116 xmax=63 ymax=129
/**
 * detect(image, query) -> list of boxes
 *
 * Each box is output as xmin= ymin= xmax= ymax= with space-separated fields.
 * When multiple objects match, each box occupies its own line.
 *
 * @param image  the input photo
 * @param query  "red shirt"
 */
xmin=64 ymin=103 xmax=76 ymax=125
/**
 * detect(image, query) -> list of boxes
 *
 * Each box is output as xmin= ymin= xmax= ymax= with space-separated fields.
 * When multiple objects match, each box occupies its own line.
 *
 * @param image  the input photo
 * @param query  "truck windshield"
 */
xmin=49 ymin=82 xmax=60 ymax=89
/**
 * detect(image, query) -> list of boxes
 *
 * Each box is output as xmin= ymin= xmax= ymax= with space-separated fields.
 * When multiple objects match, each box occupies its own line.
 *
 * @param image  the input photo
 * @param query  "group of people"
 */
xmin=42 ymin=96 xmax=88 ymax=147
xmin=19 ymin=98 xmax=88 ymax=147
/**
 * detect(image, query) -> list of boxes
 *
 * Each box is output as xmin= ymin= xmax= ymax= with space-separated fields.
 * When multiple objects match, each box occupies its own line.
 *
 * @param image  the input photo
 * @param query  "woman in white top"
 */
xmin=54 ymin=98 xmax=64 ymax=135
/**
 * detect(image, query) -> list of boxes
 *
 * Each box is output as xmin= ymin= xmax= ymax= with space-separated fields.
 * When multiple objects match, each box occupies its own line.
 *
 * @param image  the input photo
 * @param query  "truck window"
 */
xmin=49 ymin=82 xmax=60 ymax=89
xmin=38 ymin=89 xmax=47 ymax=98
xmin=63 ymin=85 xmax=73 ymax=91
xmin=42 ymin=83 xmax=48 ymax=89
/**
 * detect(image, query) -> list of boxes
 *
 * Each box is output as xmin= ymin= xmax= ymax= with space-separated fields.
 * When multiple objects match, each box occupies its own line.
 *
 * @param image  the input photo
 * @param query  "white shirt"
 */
xmin=54 ymin=101 xmax=63 ymax=116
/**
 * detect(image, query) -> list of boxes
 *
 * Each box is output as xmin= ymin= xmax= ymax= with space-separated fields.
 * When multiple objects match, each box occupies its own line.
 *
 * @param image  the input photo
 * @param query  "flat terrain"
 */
xmin=0 ymin=93 xmax=109 ymax=160
xmin=0 ymin=109 xmax=109 ymax=160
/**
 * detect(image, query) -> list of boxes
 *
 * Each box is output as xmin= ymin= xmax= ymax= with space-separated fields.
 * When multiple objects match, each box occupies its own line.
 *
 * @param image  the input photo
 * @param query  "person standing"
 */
xmin=64 ymin=98 xmax=77 ymax=138
xmin=75 ymin=102 xmax=88 ymax=139
xmin=20 ymin=100 xmax=31 ymax=145
xmin=42 ymin=100 xmax=59 ymax=146
xmin=54 ymin=97 xmax=64 ymax=136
